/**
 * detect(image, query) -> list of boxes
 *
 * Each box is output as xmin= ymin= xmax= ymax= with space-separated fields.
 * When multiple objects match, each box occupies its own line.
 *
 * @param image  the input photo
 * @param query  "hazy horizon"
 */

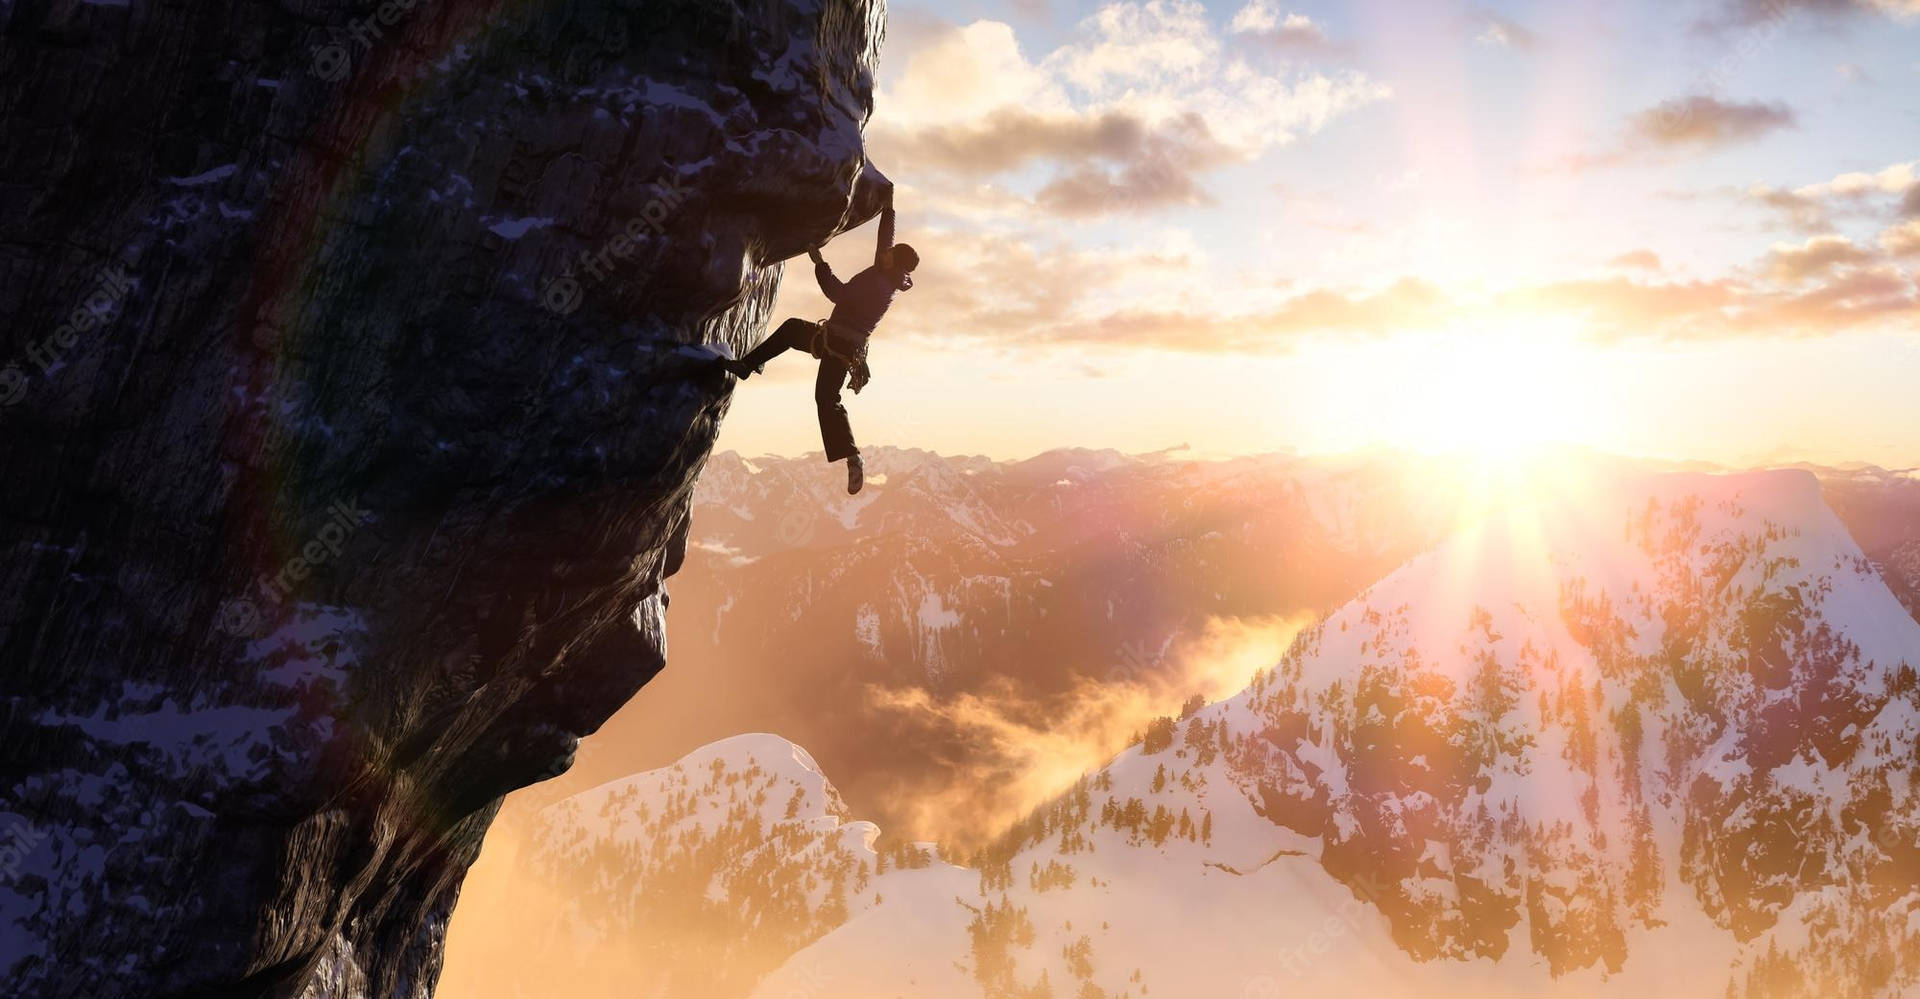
xmin=709 ymin=434 xmax=1920 ymax=471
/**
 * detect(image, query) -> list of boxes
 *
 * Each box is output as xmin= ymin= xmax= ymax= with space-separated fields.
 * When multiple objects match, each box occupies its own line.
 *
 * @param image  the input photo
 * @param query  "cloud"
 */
xmin=853 ymin=223 xmax=1458 ymax=354
xmin=1549 ymin=96 xmax=1795 ymax=173
xmin=1757 ymin=265 xmax=1917 ymax=327
xmin=1766 ymin=235 xmax=1875 ymax=283
xmin=1473 ymin=10 xmax=1537 ymax=47
xmin=882 ymin=20 xmax=1063 ymax=128
xmin=1501 ymin=278 xmax=1743 ymax=336
xmin=1743 ymin=161 xmax=1920 ymax=232
xmin=1036 ymin=278 xmax=1452 ymax=351
xmin=876 ymin=106 xmax=1249 ymax=219
xmin=1050 ymin=0 xmax=1221 ymax=90
xmin=871 ymin=6 xmax=1388 ymax=219
xmin=1608 ymin=249 xmax=1664 ymax=271
xmin=1796 ymin=161 xmax=1918 ymax=200
xmin=857 ymin=53 xmax=1913 ymax=357
xmin=873 ymin=228 xmax=1167 ymax=348
xmin=1629 ymin=96 xmax=1795 ymax=149
xmin=1503 ymin=268 xmax=1919 ymax=340
xmin=1229 ymin=1 xmax=1340 ymax=50
xmin=1836 ymin=62 xmax=1876 ymax=84
xmin=881 ymin=108 xmax=1229 ymax=176
xmin=1745 ymin=185 xmax=1832 ymax=232
xmin=1882 ymin=219 xmax=1920 ymax=257
xmin=1719 ymin=0 xmax=1920 ymax=25
xmin=1034 ymin=153 xmax=1215 ymax=215
xmin=883 ymin=7 xmax=979 ymax=67
xmin=1228 ymin=0 xmax=1295 ymax=34
xmin=861 ymin=614 xmax=1307 ymax=852
xmin=859 ymin=217 xmax=1916 ymax=355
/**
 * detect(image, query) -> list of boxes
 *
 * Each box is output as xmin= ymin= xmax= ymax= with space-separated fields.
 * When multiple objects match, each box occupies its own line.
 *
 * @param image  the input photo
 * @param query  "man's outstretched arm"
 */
xmin=874 ymin=192 xmax=897 ymax=269
xmin=809 ymin=247 xmax=844 ymax=302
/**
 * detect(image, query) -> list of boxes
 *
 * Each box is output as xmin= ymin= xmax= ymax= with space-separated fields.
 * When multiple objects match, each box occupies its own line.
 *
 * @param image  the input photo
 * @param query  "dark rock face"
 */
xmin=0 ymin=1 xmax=888 ymax=995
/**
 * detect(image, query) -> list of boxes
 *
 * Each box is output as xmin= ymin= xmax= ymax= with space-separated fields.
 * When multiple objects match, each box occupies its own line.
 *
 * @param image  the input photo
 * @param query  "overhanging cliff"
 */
xmin=0 ymin=0 xmax=888 ymax=995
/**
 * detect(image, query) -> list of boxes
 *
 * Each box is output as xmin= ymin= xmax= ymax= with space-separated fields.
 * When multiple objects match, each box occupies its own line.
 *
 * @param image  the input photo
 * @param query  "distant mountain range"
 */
xmin=520 ymin=467 xmax=1920 ymax=998
xmin=441 ymin=451 xmax=1920 ymax=999
xmin=545 ymin=447 xmax=1467 ymax=844
xmin=547 ymin=449 xmax=1920 ymax=841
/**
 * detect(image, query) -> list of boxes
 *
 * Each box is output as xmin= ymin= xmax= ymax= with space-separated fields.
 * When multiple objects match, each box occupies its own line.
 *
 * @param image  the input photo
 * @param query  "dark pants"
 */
xmin=740 ymin=318 xmax=859 ymax=462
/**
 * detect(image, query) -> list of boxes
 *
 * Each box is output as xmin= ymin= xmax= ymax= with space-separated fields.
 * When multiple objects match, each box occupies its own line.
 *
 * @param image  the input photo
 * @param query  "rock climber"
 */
xmin=722 ymin=185 xmax=916 ymax=495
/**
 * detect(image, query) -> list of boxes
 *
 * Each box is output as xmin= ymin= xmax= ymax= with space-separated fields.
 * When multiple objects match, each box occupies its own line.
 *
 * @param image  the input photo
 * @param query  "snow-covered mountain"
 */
xmin=520 ymin=467 xmax=1920 ymax=998
xmin=516 ymin=735 xmax=895 ymax=998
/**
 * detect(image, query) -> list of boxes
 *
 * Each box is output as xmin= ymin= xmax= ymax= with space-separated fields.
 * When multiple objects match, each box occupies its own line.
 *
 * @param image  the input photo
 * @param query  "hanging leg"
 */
xmin=815 ymin=354 xmax=859 ymax=468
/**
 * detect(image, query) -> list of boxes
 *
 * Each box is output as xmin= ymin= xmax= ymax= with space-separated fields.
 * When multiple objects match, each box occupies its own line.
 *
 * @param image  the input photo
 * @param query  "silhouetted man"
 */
xmin=723 ymin=191 xmax=916 ymax=495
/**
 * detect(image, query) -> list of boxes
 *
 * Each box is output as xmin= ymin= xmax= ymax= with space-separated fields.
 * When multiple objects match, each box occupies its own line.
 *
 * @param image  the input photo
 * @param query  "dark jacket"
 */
xmin=813 ymin=206 xmax=910 ymax=337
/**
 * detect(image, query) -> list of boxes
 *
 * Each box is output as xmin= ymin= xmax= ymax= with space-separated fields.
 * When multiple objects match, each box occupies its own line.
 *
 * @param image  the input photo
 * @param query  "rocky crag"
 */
xmin=0 ymin=0 xmax=889 ymax=995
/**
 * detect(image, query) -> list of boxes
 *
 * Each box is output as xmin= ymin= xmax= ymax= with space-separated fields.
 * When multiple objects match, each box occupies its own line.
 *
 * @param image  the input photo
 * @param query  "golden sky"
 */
xmin=722 ymin=0 xmax=1920 ymax=468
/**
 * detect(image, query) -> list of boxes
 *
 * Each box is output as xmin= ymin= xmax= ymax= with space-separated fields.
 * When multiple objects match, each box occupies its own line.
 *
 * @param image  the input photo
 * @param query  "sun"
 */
xmin=1357 ymin=315 xmax=1615 ymax=549
xmin=1381 ymin=317 xmax=1603 ymax=461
